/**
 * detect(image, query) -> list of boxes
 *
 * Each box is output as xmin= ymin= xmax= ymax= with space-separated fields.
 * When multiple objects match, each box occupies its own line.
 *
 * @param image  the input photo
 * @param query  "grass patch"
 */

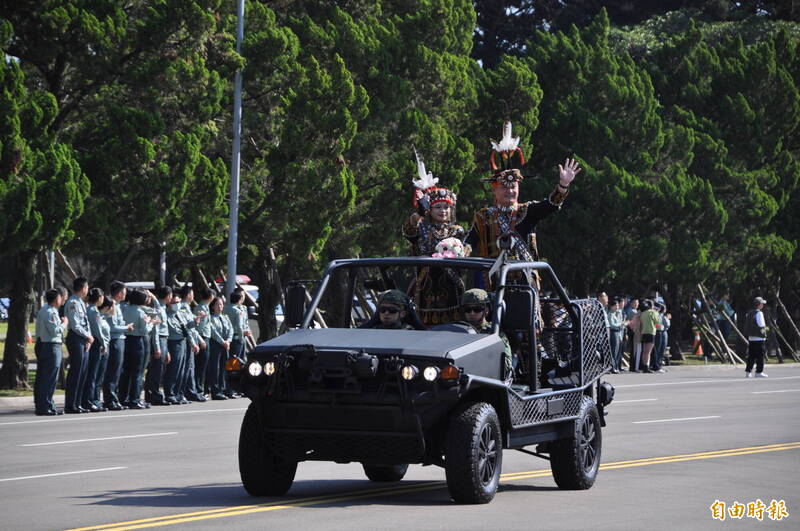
xmin=0 ymin=321 xmax=39 ymax=362
xmin=0 ymin=369 xmax=66 ymax=397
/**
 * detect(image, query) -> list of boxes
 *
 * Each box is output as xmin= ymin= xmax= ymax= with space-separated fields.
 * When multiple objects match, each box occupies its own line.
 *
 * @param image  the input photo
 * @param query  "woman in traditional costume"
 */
xmin=402 ymin=149 xmax=467 ymax=325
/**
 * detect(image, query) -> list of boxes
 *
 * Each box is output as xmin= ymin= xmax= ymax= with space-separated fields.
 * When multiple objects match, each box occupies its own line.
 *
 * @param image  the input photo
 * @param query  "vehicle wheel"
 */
xmin=549 ymin=396 xmax=601 ymax=490
xmin=238 ymin=404 xmax=297 ymax=496
xmin=445 ymin=401 xmax=503 ymax=504
xmin=362 ymin=464 xmax=409 ymax=482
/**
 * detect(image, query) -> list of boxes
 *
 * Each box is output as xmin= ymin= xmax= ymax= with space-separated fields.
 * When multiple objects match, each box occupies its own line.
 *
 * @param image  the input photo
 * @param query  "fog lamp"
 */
xmin=423 ymin=366 xmax=440 ymax=382
xmin=264 ymin=361 xmax=276 ymax=376
xmin=401 ymin=365 xmax=418 ymax=381
xmin=247 ymin=362 xmax=263 ymax=377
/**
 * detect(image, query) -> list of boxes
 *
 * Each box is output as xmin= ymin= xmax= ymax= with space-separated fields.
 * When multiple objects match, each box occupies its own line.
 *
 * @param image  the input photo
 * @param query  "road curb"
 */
xmin=0 ymin=395 xmax=64 ymax=412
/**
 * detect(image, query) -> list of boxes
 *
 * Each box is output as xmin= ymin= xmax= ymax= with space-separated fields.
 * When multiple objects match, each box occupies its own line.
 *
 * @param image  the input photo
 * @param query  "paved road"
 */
xmin=1 ymin=364 xmax=798 ymax=531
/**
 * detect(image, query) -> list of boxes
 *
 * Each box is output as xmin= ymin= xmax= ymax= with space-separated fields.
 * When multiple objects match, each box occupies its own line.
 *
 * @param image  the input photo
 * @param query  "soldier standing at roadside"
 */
xmin=82 ymin=288 xmax=109 ymax=412
xmin=223 ymin=290 xmax=249 ymax=398
xmin=121 ymin=289 xmax=152 ymax=409
xmin=33 ymin=289 xmax=68 ymax=416
xmin=193 ymin=287 xmax=214 ymax=397
xmin=208 ymin=296 xmax=233 ymax=400
xmin=146 ymin=286 xmax=171 ymax=405
xmin=103 ymin=281 xmax=132 ymax=410
xmin=178 ymin=285 xmax=206 ymax=402
xmin=64 ymin=278 xmax=94 ymax=414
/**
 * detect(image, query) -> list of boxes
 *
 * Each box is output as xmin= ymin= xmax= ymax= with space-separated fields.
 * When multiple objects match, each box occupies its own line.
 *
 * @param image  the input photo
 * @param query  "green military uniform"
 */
xmin=462 ymin=289 xmax=513 ymax=379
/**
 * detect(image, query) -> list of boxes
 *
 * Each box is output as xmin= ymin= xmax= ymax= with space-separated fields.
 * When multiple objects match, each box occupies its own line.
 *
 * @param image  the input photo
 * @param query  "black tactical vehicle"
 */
xmin=230 ymin=257 xmax=614 ymax=504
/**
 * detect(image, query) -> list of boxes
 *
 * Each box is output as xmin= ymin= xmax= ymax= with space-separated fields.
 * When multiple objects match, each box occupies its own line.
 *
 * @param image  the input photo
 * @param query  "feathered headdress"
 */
xmin=412 ymin=146 xmax=438 ymax=190
xmin=485 ymin=121 xmax=527 ymax=187
xmin=411 ymin=147 xmax=456 ymax=209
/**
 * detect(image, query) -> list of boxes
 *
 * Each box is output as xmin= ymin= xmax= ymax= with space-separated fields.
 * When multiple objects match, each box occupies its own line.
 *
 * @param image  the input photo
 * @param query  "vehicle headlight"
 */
xmin=247 ymin=362 xmax=263 ymax=377
xmin=423 ymin=366 xmax=440 ymax=382
xmin=401 ymin=365 xmax=418 ymax=381
xmin=264 ymin=361 xmax=276 ymax=376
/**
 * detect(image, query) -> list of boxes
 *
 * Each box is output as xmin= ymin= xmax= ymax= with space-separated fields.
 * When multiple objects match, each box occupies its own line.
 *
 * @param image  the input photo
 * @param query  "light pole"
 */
xmin=226 ymin=0 xmax=246 ymax=298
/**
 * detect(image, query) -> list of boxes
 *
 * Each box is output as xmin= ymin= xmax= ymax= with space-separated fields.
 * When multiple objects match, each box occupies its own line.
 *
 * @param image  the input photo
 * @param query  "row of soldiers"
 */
xmin=33 ymin=277 xmax=253 ymax=415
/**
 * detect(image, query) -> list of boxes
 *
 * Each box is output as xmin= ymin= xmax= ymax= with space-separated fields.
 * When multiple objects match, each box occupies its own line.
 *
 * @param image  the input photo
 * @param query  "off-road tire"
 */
xmin=362 ymin=464 xmax=409 ymax=482
xmin=239 ymin=404 xmax=297 ymax=496
xmin=549 ymin=396 xmax=601 ymax=490
xmin=445 ymin=401 xmax=503 ymax=504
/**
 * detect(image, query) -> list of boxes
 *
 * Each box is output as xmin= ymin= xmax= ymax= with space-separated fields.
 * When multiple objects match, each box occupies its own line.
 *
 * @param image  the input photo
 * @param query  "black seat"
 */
xmin=501 ymin=288 xmax=535 ymax=333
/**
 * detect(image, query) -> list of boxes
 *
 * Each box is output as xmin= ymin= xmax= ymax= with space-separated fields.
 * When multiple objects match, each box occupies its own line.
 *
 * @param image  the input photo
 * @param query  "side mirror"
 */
xmin=285 ymin=284 xmax=306 ymax=328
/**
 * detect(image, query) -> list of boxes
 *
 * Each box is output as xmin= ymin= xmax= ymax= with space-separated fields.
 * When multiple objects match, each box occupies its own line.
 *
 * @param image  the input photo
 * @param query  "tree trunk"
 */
xmin=0 ymin=250 xmax=38 ymax=389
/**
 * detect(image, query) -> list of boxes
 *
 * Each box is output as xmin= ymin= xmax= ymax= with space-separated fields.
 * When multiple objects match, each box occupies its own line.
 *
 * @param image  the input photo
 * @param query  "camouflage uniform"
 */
xmin=462 ymin=289 xmax=513 ymax=378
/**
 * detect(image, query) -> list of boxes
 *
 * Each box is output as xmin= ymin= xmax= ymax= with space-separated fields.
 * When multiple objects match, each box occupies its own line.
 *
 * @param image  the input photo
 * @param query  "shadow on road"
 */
xmin=72 ymin=479 xmax=459 ymax=509
xmin=497 ymin=484 xmax=560 ymax=493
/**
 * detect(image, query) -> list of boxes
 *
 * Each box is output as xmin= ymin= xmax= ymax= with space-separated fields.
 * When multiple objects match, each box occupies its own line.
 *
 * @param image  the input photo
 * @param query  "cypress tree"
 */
xmin=0 ymin=23 xmax=89 ymax=388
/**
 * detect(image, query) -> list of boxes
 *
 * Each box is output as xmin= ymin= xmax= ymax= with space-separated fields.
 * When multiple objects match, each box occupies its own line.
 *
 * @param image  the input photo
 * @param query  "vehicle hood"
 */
xmin=252 ymin=328 xmax=501 ymax=360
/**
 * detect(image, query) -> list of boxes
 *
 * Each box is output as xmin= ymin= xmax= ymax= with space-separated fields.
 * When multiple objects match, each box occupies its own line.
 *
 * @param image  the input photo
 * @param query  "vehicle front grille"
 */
xmin=264 ymin=429 xmax=423 ymax=464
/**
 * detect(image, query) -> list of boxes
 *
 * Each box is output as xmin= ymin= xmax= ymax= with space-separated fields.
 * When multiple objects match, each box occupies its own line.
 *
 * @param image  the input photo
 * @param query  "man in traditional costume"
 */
xmin=465 ymin=121 xmax=581 ymax=267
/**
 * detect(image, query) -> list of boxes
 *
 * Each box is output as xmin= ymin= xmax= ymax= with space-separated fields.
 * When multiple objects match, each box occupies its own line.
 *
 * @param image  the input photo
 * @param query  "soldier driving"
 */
xmin=371 ymin=290 xmax=415 ymax=330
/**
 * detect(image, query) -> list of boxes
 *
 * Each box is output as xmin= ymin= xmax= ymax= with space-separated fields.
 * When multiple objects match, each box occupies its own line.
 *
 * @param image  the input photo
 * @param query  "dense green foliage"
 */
xmin=1 ymin=1 xmax=799 ymax=385
xmin=0 ymin=18 xmax=89 ymax=386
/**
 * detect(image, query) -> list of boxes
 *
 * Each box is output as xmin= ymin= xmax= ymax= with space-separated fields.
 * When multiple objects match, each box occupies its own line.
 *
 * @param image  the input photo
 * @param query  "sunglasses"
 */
xmin=379 ymin=306 xmax=400 ymax=315
xmin=463 ymin=306 xmax=486 ymax=313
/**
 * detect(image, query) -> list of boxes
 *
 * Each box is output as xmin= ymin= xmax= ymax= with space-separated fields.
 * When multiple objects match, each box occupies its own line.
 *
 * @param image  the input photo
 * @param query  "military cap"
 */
xmin=462 ymin=288 xmax=491 ymax=306
xmin=378 ymin=290 xmax=410 ymax=309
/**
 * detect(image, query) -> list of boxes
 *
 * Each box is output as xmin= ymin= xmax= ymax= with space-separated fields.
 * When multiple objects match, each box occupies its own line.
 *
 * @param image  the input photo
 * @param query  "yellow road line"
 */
xmin=67 ymin=441 xmax=800 ymax=531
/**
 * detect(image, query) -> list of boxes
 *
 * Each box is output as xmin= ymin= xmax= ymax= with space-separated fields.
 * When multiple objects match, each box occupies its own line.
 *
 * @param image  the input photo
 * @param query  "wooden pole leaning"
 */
xmin=697 ymin=285 xmax=739 ymax=364
xmin=775 ymin=294 xmax=800 ymax=347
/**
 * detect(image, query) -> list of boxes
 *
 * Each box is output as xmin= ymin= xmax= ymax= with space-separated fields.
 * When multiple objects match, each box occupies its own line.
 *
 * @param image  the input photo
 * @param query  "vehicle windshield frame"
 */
xmin=299 ymin=257 xmax=575 ymax=331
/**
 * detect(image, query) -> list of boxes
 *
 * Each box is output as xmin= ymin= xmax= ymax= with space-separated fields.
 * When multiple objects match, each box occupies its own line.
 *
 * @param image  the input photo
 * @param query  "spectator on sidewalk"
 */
xmin=33 ymin=289 xmax=68 ymax=416
xmin=716 ymin=293 xmax=735 ymax=342
xmin=638 ymin=299 xmax=660 ymax=373
xmin=625 ymin=298 xmax=641 ymax=372
xmin=606 ymin=298 xmax=624 ymax=373
xmin=650 ymin=302 xmax=667 ymax=373
xmin=744 ymin=297 xmax=769 ymax=378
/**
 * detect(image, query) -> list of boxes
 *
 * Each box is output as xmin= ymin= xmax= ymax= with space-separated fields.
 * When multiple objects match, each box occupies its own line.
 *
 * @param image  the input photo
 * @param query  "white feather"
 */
xmin=412 ymin=146 xmax=438 ymax=189
xmin=490 ymin=120 xmax=520 ymax=152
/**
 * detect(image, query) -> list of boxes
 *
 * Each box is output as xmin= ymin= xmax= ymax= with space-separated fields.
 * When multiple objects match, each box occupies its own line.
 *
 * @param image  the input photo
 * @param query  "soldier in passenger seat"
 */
xmin=460 ymin=289 xmax=513 ymax=383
